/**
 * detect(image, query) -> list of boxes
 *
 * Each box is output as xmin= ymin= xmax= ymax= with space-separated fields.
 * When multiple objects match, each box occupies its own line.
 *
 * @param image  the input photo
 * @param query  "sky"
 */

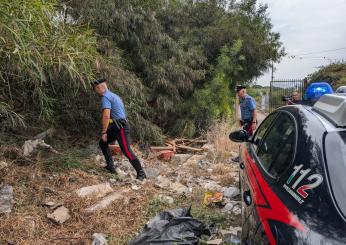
xmin=255 ymin=0 xmax=346 ymax=86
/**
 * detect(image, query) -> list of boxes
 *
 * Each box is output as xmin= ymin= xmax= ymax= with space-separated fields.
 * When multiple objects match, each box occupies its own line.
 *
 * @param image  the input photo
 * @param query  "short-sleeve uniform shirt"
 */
xmin=101 ymin=90 xmax=126 ymax=120
xmin=240 ymin=94 xmax=256 ymax=121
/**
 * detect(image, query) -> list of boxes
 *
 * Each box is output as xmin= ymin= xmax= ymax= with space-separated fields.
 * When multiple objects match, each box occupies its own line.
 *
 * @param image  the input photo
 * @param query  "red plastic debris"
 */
xmin=158 ymin=150 xmax=175 ymax=161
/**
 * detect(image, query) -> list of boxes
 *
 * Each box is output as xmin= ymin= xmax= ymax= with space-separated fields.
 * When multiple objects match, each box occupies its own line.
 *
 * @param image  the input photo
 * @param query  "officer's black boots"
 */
xmin=105 ymin=164 xmax=117 ymax=174
xmin=130 ymin=158 xmax=147 ymax=180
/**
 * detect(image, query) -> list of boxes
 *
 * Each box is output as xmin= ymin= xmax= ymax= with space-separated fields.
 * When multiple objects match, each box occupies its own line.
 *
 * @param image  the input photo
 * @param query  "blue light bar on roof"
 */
xmin=304 ymin=82 xmax=333 ymax=101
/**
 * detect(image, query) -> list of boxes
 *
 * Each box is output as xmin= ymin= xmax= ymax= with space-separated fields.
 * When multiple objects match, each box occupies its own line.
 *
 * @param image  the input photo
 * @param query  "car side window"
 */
xmin=252 ymin=113 xmax=277 ymax=151
xmin=257 ymin=112 xmax=296 ymax=177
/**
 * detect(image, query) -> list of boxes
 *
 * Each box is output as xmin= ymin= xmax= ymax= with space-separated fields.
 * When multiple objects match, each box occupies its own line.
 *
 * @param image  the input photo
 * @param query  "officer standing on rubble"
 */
xmin=91 ymin=78 xmax=146 ymax=180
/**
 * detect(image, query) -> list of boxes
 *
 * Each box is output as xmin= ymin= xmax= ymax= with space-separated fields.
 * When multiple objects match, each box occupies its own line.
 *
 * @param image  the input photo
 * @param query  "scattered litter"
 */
xmin=23 ymin=139 xmax=58 ymax=156
xmin=203 ymin=191 xmax=223 ymax=206
xmin=76 ymin=183 xmax=113 ymax=198
xmin=47 ymin=206 xmax=71 ymax=224
xmin=158 ymin=150 xmax=175 ymax=161
xmin=129 ymin=207 xmax=211 ymax=245
xmin=0 ymin=185 xmax=13 ymax=214
xmin=92 ymin=233 xmax=108 ymax=245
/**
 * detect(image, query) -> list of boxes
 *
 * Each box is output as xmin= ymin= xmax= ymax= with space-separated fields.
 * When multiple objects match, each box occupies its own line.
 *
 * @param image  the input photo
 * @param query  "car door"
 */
xmin=239 ymin=112 xmax=278 ymax=243
xmin=250 ymin=111 xmax=297 ymax=244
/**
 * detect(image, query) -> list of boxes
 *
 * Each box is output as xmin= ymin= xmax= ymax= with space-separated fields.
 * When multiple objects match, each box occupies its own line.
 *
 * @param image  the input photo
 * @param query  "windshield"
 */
xmin=324 ymin=131 xmax=346 ymax=218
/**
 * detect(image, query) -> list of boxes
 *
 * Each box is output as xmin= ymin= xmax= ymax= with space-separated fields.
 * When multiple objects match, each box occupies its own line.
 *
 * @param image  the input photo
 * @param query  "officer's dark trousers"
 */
xmin=99 ymin=122 xmax=143 ymax=173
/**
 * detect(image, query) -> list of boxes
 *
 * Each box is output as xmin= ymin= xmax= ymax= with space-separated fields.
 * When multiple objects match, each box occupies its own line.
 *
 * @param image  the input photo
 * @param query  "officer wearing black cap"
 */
xmin=91 ymin=78 xmax=146 ymax=180
xmin=235 ymin=85 xmax=257 ymax=136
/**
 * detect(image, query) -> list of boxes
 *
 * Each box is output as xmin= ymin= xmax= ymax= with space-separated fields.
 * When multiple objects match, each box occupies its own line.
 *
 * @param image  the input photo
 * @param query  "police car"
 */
xmin=229 ymin=93 xmax=346 ymax=244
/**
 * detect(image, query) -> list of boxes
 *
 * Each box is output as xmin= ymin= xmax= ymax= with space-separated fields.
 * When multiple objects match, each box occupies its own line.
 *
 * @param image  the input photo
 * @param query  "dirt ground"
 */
xmin=0 ymin=121 xmax=242 ymax=245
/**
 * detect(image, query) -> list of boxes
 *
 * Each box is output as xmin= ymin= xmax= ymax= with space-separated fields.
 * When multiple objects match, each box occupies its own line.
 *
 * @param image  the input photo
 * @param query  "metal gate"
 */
xmin=269 ymin=79 xmax=307 ymax=112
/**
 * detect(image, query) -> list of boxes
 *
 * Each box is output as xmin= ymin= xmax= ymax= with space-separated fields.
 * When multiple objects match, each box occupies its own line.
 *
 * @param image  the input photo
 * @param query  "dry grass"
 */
xmin=0 ymin=157 xmax=158 ymax=245
xmin=205 ymin=120 xmax=238 ymax=164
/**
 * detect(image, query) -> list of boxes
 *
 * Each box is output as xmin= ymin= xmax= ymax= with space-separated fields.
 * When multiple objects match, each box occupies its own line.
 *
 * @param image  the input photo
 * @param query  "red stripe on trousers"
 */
xmin=120 ymin=128 xmax=135 ymax=161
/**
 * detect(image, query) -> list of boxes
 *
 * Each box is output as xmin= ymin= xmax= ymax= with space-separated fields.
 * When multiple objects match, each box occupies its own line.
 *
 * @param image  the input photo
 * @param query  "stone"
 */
xmin=207 ymin=239 xmax=223 ymax=245
xmin=183 ymin=154 xmax=206 ymax=167
xmin=85 ymin=191 xmax=124 ymax=213
xmin=232 ymin=205 xmax=241 ymax=216
xmin=145 ymin=167 xmax=160 ymax=179
xmin=76 ymin=183 xmax=113 ymax=198
xmin=92 ymin=233 xmax=107 ymax=245
xmin=94 ymin=154 xmax=103 ymax=163
xmin=0 ymin=161 xmax=9 ymax=170
xmin=170 ymin=182 xmax=189 ymax=194
xmin=198 ymin=159 xmax=211 ymax=168
xmin=223 ymin=187 xmax=240 ymax=199
xmin=116 ymin=169 xmax=128 ymax=178
xmin=203 ymin=181 xmax=223 ymax=192
xmin=222 ymin=202 xmax=236 ymax=213
xmin=0 ymin=185 xmax=14 ymax=214
xmin=47 ymin=206 xmax=71 ymax=224
xmin=223 ymin=233 xmax=241 ymax=244
xmin=108 ymin=178 xmax=117 ymax=184
xmin=156 ymin=195 xmax=174 ymax=204
xmin=156 ymin=175 xmax=171 ymax=189
xmin=171 ymin=154 xmax=192 ymax=165
xmin=43 ymin=201 xmax=62 ymax=210
xmin=131 ymin=184 xmax=140 ymax=191
xmin=44 ymin=187 xmax=56 ymax=194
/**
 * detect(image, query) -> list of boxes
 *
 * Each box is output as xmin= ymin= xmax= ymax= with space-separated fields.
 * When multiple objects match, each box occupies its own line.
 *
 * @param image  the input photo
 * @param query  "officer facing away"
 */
xmin=91 ymin=78 xmax=146 ymax=180
xmin=236 ymin=85 xmax=257 ymax=136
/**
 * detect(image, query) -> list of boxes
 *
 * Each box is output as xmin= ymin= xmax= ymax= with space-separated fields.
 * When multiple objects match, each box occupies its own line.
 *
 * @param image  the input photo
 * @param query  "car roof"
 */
xmin=280 ymin=104 xmax=343 ymax=133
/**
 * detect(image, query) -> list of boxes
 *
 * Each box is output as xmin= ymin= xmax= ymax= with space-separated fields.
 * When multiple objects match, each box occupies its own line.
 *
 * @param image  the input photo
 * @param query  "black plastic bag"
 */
xmin=129 ymin=207 xmax=211 ymax=245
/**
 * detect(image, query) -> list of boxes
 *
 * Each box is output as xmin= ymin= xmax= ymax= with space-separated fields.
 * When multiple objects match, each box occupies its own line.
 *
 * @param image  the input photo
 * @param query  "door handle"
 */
xmin=240 ymin=162 xmax=245 ymax=169
xmin=243 ymin=190 xmax=252 ymax=206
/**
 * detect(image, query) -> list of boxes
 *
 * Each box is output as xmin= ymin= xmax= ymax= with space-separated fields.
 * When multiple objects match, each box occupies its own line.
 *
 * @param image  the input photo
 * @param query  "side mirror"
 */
xmin=229 ymin=129 xmax=249 ymax=142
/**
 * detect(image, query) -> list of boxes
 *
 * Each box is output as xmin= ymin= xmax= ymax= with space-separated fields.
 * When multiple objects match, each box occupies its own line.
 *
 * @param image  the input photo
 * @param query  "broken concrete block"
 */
xmin=47 ymin=206 xmax=71 ymax=224
xmin=76 ymin=183 xmax=113 ymax=198
xmin=85 ymin=192 xmax=124 ymax=213
xmin=0 ymin=185 xmax=13 ymax=214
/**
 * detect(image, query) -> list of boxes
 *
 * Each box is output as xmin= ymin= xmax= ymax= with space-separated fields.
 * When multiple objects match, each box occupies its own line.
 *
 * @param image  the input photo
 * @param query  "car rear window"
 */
xmin=324 ymin=131 xmax=346 ymax=218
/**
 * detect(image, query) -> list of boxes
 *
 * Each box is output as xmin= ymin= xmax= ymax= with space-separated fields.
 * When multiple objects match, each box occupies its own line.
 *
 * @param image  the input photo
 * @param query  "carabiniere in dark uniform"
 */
xmin=91 ymin=78 xmax=146 ymax=180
